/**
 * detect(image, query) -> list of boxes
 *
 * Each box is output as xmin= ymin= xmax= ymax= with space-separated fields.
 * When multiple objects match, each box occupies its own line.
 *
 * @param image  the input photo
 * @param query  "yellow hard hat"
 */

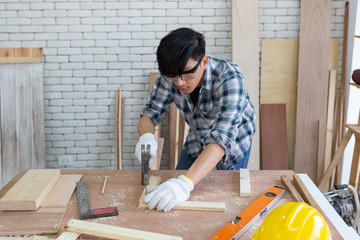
xmin=251 ymin=202 xmax=332 ymax=240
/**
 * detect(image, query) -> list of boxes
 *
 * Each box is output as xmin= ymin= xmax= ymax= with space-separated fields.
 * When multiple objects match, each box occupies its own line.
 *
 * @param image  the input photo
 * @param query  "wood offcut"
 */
xmin=139 ymin=176 xmax=226 ymax=212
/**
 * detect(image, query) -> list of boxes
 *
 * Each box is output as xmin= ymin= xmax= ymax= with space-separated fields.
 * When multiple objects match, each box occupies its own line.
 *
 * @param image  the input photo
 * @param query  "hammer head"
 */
xmin=141 ymin=144 xmax=151 ymax=186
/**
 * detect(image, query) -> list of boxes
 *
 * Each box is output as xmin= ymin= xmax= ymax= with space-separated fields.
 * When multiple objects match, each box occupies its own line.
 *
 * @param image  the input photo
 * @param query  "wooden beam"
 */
xmin=64 ymin=219 xmax=183 ymax=240
xmin=139 ymin=176 xmax=226 ymax=212
xmin=232 ymin=0 xmax=259 ymax=170
xmin=0 ymin=169 xmax=60 ymax=210
xmin=280 ymin=175 xmax=304 ymax=202
xmin=240 ymin=169 xmax=251 ymax=197
xmin=0 ymin=48 xmax=42 ymax=63
xmin=318 ymin=130 xmax=353 ymax=192
xmin=292 ymin=174 xmax=317 ymax=206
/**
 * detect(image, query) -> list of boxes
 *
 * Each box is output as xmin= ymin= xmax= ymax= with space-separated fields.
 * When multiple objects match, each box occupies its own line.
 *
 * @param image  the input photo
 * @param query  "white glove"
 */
xmin=144 ymin=175 xmax=194 ymax=212
xmin=135 ymin=133 xmax=158 ymax=166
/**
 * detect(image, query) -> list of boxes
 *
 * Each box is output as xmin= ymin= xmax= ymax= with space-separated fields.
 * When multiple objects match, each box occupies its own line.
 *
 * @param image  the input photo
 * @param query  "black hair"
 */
xmin=156 ymin=28 xmax=206 ymax=77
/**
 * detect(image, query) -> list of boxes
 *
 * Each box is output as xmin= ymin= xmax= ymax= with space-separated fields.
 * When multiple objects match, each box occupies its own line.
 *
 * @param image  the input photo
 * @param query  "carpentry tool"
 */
xmin=141 ymin=144 xmax=151 ymax=186
xmin=210 ymin=186 xmax=285 ymax=240
xmin=76 ymin=181 xmax=118 ymax=220
xmin=323 ymin=184 xmax=360 ymax=230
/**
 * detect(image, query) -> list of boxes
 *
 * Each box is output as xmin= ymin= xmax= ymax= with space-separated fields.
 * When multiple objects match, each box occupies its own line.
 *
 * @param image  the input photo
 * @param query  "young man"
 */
xmin=135 ymin=28 xmax=255 ymax=212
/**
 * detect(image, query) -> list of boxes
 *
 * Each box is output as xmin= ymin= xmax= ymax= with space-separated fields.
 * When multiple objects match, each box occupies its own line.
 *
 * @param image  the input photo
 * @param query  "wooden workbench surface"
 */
xmin=0 ymin=169 xmax=342 ymax=239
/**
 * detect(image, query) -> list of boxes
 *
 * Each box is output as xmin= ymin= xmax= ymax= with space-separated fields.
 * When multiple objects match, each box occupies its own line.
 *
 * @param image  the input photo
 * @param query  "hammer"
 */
xmin=141 ymin=144 xmax=151 ymax=187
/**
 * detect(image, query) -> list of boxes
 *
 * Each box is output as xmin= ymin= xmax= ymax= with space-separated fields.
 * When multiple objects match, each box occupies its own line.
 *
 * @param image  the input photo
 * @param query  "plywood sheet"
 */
xmin=0 ymin=62 xmax=45 ymax=188
xmin=295 ymin=0 xmax=332 ymax=181
xmin=0 ymin=169 xmax=60 ymax=211
xmin=260 ymin=39 xmax=340 ymax=172
xmin=232 ymin=0 xmax=259 ymax=170
xmin=260 ymin=104 xmax=288 ymax=170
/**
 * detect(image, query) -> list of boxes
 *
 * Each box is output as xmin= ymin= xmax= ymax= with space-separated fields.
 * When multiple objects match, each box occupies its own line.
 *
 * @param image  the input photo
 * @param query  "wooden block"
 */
xmin=280 ymin=175 xmax=304 ymax=202
xmin=260 ymin=104 xmax=288 ymax=170
xmin=240 ymin=169 xmax=251 ymax=197
xmin=40 ymin=174 xmax=82 ymax=208
xmin=57 ymin=231 xmax=81 ymax=240
xmin=64 ymin=219 xmax=183 ymax=240
xmin=0 ymin=169 xmax=60 ymax=210
xmin=139 ymin=176 xmax=226 ymax=212
xmin=293 ymin=174 xmax=317 ymax=207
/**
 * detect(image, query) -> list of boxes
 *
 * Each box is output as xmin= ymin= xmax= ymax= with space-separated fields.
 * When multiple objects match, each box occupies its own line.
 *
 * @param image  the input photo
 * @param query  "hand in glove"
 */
xmin=144 ymin=175 xmax=194 ymax=212
xmin=135 ymin=133 xmax=158 ymax=166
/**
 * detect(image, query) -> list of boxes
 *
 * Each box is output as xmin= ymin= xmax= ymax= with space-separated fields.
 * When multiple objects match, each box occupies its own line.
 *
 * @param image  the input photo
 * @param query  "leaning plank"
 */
xmin=232 ymin=0 xmax=259 ymax=170
xmin=64 ymin=219 xmax=183 ymax=240
xmin=139 ymin=176 xmax=226 ymax=212
xmin=280 ymin=175 xmax=304 ymax=202
xmin=294 ymin=0 xmax=332 ymax=182
xmin=260 ymin=104 xmax=288 ymax=170
xmin=240 ymin=169 xmax=251 ymax=197
xmin=0 ymin=169 xmax=60 ymax=210
xmin=56 ymin=231 xmax=80 ymax=240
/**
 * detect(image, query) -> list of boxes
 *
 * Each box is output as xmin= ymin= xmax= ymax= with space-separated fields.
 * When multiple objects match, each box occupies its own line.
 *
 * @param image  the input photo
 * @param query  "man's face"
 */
xmin=170 ymin=55 xmax=209 ymax=94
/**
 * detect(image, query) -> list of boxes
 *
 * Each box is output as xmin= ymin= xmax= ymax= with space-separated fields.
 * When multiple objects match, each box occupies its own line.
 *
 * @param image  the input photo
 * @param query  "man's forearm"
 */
xmin=185 ymin=143 xmax=225 ymax=185
xmin=138 ymin=115 xmax=156 ymax=136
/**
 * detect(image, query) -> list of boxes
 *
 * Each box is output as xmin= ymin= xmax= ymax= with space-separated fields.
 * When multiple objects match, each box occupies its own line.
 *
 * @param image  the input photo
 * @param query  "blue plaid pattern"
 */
xmin=141 ymin=56 xmax=256 ymax=169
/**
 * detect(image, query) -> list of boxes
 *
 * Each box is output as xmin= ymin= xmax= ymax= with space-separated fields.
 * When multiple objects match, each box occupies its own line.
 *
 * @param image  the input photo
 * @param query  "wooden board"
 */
xmin=260 ymin=39 xmax=340 ymax=171
xmin=64 ymin=219 xmax=183 ymax=240
xmin=0 ymin=172 xmax=81 ymax=236
xmin=280 ymin=175 xmax=304 ymax=202
xmin=0 ymin=169 xmax=60 ymax=211
xmin=41 ymin=174 xmax=82 ymax=208
xmin=115 ymin=87 xmax=124 ymax=170
xmin=0 ymin=61 xmax=45 ymax=188
xmin=0 ymin=48 xmax=42 ymax=64
xmin=260 ymin=104 xmax=288 ymax=170
xmin=294 ymin=0 xmax=332 ymax=181
xmin=139 ymin=176 xmax=226 ymax=212
xmin=232 ymin=0 xmax=259 ymax=170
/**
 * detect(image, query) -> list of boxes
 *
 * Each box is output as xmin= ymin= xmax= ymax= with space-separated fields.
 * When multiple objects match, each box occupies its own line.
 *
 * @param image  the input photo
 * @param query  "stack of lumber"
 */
xmin=0 ymin=169 xmax=82 ymax=236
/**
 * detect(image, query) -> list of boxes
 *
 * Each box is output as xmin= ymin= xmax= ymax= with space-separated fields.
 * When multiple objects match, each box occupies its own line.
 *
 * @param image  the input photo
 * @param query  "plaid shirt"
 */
xmin=142 ymin=56 xmax=256 ymax=169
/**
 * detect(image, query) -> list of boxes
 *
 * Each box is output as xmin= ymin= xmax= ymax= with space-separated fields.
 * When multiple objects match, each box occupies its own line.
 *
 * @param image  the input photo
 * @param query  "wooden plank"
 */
xmin=292 ymin=174 xmax=317 ymax=207
xmin=294 ymin=0 xmax=332 ymax=181
xmin=324 ymin=70 xmax=337 ymax=185
xmin=40 ymin=174 xmax=82 ymax=208
xmin=0 ymin=169 xmax=60 ymax=210
xmin=0 ymin=48 xmax=42 ymax=63
xmin=64 ymin=219 xmax=183 ymax=240
xmin=317 ymin=120 xmax=326 ymax=184
xmin=260 ymin=104 xmax=288 ymax=170
xmin=115 ymin=88 xmax=124 ymax=170
xmin=299 ymin=174 xmax=359 ymax=240
xmin=239 ymin=169 xmax=251 ymax=197
xmin=318 ymin=130 xmax=353 ymax=192
xmin=280 ymin=175 xmax=304 ymax=202
xmin=232 ymin=0 xmax=259 ymax=170
xmin=57 ymin=231 xmax=80 ymax=240
xmin=0 ymin=63 xmax=45 ymax=188
xmin=139 ymin=176 xmax=226 ymax=212
xmin=167 ymin=103 xmax=177 ymax=169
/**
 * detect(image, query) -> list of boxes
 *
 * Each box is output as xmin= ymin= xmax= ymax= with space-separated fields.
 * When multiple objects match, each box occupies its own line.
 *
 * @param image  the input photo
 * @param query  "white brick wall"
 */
xmin=0 ymin=0 xmax=346 ymax=170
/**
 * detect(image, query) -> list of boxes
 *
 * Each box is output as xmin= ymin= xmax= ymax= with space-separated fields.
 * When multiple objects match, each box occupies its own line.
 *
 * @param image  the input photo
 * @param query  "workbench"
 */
xmin=0 ymin=170 xmax=346 ymax=239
